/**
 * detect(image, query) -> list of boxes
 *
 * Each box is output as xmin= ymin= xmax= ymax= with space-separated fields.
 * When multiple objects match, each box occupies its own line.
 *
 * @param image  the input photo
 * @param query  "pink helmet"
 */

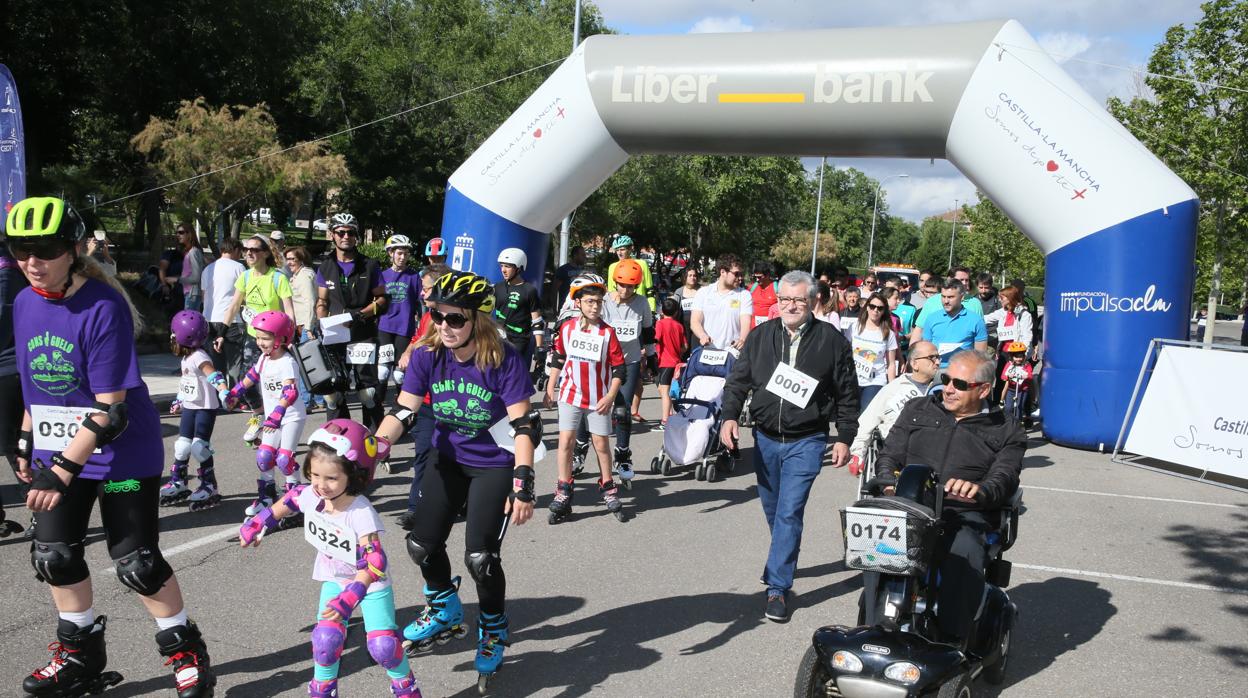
xmin=251 ymin=310 xmax=294 ymax=345
xmin=307 ymin=419 xmax=389 ymax=487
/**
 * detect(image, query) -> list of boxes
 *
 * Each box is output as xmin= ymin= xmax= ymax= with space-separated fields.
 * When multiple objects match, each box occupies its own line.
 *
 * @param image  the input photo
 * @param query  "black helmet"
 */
xmin=428 ymin=270 xmax=495 ymax=313
xmin=3 ymin=197 xmax=87 ymax=243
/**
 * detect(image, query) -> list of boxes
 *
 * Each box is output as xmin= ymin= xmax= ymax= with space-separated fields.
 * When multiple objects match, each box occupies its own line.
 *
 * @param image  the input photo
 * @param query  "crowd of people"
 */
xmin=0 ymin=199 xmax=1033 ymax=697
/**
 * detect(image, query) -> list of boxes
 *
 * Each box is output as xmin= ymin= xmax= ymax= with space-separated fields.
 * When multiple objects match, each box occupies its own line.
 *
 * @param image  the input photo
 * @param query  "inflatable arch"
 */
xmin=439 ymin=20 xmax=1197 ymax=450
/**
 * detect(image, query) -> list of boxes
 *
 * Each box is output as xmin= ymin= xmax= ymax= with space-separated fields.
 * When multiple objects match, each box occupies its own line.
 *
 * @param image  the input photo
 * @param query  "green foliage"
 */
xmin=771 ymin=230 xmax=837 ymax=273
xmin=959 ymin=198 xmax=1046 ymax=286
xmin=913 ymin=216 xmax=958 ymax=274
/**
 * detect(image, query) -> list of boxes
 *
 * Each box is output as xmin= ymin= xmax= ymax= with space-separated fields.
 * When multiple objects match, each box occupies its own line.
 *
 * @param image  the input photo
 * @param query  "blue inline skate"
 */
xmin=474 ymin=612 xmax=510 ymax=694
xmin=402 ymin=576 xmax=467 ymax=656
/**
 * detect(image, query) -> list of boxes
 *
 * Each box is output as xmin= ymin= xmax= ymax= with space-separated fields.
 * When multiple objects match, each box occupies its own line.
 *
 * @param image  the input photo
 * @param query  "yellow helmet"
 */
xmin=429 ymin=271 xmax=495 ymax=313
xmin=4 ymin=197 xmax=87 ymax=243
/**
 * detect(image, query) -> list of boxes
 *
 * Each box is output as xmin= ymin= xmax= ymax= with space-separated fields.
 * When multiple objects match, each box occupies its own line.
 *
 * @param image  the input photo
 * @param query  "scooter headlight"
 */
xmin=884 ymin=661 xmax=921 ymax=685
xmin=831 ymin=651 xmax=863 ymax=673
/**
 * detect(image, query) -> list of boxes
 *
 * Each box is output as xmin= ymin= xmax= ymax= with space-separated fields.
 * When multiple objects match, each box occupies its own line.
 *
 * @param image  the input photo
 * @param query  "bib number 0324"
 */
xmin=304 ymin=513 xmax=356 ymax=565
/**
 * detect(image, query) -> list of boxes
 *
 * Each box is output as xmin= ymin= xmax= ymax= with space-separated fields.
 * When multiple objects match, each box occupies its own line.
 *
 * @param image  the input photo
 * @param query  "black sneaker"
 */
xmin=765 ymin=592 xmax=789 ymax=623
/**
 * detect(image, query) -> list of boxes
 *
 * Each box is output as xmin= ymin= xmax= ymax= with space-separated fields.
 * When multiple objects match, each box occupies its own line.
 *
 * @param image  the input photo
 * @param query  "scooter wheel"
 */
xmin=936 ymin=674 xmax=972 ymax=698
xmin=792 ymin=645 xmax=833 ymax=698
xmin=649 ymin=456 xmax=660 ymax=475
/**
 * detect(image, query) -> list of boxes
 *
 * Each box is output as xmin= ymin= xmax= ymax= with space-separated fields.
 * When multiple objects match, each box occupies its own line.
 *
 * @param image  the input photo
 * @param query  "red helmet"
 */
xmin=307 ymin=419 xmax=389 ymax=487
xmin=251 ymin=310 xmax=294 ymax=346
xmin=424 ymin=237 xmax=446 ymax=257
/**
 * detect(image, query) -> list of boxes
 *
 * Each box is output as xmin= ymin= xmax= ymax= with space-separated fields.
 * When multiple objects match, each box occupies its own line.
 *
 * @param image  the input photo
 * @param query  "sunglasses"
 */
xmin=243 ymin=247 xmax=264 ymax=254
xmin=10 ymin=240 xmax=73 ymax=262
xmin=941 ymin=374 xmax=987 ymax=391
xmin=867 ymin=304 xmax=887 ymax=311
xmin=429 ymin=309 xmax=470 ymax=329
xmin=332 ymin=228 xmax=358 ymax=237
xmin=912 ymin=354 xmax=939 ymax=363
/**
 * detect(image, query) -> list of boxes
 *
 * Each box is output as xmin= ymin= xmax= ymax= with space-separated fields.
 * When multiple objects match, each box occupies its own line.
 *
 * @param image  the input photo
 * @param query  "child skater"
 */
xmin=238 ymin=419 xmax=421 ymax=697
xmin=998 ymin=341 xmax=1034 ymax=422
xmin=654 ymin=297 xmax=688 ymax=429
xmin=543 ymin=273 xmax=627 ymax=523
xmin=224 ymin=310 xmax=307 ymax=524
xmin=162 ymin=309 xmax=228 ymax=511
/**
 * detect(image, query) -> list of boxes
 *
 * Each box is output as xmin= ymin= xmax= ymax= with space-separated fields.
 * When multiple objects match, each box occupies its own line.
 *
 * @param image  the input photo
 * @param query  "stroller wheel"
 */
xmin=706 ymin=462 xmax=718 ymax=483
xmin=649 ymin=456 xmax=660 ymax=475
xmin=660 ymin=456 xmax=672 ymax=476
xmin=695 ymin=462 xmax=706 ymax=481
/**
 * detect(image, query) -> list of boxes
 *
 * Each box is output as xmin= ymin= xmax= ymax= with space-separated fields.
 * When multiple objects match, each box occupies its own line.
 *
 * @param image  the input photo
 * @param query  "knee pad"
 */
xmin=31 ymin=540 xmax=89 ymax=587
xmin=612 ymin=405 xmax=632 ymax=430
xmin=465 ymin=550 xmax=501 ymax=585
xmin=311 ymin=619 xmax=346 ymax=666
xmin=113 ymin=547 xmax=174 ymax=596
xmin=256 ymin=444 xmax=278 ymax=472
xmin=392 ymin=369 xmax=405 ymax=387
xmin=366 ymin=629 xmax=404 ymax=670
xmin=357 ymin=386 xmax=377 ymax=409
xmin=276 ymin=448 xmax=297 ymax=476
xmin=377 ymin=363 xmax=393 ymax=385
xmin=173 ymin=436 xmax=193 ymax=463
xmin=190 ymin=438 xmax=214 ymax=464
xmin=324 ymin=392 xmax=342 ymax=410
xmin=406 ymin=534 xmax=439 ymax=567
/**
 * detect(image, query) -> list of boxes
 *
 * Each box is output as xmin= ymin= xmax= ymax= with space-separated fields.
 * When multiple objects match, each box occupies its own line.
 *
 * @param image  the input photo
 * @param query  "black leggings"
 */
xmin=407 ymin=454 xmax=512 ymax=615
xmin=34 ymin=475 xmax=162 ymax=573
xmin=377 ymin=330 xmax=413 ymax=404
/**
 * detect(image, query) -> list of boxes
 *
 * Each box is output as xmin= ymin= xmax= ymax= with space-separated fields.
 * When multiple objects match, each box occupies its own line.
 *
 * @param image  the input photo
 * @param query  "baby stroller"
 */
xmin=649 ymin=345 xmax=739 ymax=483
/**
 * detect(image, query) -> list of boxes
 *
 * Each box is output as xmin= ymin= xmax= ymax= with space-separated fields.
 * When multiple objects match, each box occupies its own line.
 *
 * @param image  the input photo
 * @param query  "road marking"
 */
xmin=718 ymin=92 xmax=806 ymax=103
xmin=102 ymin=526 xmax=238 ymax=574
xmin=1024 ymin=485 xmax=1245 ymax=508
xmin=1015 ymin=563 xmax=1248 ymax=596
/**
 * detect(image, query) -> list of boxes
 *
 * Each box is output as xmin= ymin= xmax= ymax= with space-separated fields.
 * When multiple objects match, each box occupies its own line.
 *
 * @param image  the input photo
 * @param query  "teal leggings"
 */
xmin=314 ymin=582 xmax=411 ymax=681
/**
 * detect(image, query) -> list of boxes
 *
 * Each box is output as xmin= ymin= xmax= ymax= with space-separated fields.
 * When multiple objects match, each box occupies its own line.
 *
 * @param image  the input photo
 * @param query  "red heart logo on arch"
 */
xmin=1046 ymin=160 xmax=1058 ymax=172
xmin=533 ymin=129 xmax=542 ymax=138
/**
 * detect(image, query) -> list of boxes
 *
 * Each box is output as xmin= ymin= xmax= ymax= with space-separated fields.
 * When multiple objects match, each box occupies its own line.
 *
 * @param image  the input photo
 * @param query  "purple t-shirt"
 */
xmin=16 ymin=279 xmax=163 ymax=480
xmin=400 ymin=342 xmax=533 ymax=468
xmin=379 ymin=268 xmax=421 ymax=337
xmin=315 ymin=257 xmax=383 ymax=290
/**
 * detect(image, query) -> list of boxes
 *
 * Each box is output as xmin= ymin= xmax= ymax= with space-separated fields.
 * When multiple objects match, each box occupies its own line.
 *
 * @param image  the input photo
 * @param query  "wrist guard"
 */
xmin=326 ymin=580 xmax=368 ymax=618
xmin=30 ymin=463 xmax=70 ymax=494
xmin=511 ymin=465 xmax=535 ymax=503
xmin=357 ymin=539 xmax=388 ymax=583
xmin=264 ymin=404 xmax=288 ymax=430
xmin=51 ymin=453 xmax=84 ymax=476
xmin=239 ymin=506 xmax=281 ymax=545
xmin=17 ymin=430 xmax=33 ymax=461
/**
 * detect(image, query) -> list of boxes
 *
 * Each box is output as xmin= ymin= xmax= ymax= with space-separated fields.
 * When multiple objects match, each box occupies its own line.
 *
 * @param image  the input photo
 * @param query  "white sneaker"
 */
xmin=615 ymin=463 xmax=635 ymax=481
xmin=244 ymin=497 xmax=272 ymax=517
xmin=242 ymin=415 xmax=262 ymax=443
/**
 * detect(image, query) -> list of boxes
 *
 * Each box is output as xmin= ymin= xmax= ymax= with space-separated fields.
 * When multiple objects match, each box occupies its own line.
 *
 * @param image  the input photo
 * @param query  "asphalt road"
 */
xmin=1 ymin=386 xmax=1245 ymax=697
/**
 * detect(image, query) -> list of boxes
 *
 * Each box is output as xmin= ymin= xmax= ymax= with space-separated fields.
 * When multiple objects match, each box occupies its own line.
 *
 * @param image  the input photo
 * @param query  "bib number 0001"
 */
xmin=764 ymin=362 xmax=817 ymax=409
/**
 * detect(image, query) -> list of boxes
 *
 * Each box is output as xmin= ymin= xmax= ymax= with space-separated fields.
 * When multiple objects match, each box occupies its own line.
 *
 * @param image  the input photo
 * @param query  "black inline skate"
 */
xmin=570 ymin=439 xmax=589 ymax=477
xmin=613 ymin=446 xmax=635 ymax=491
xmin=599 ymin=479 xmax=626 ymax=522
xmin=0 ymin=508 xmax=23 ymax=537
xmin=155 ymin=621 xmax=216 ymax=698
xmin=23 ymin=616 xmax=123 ymax=697
xmin=548 ymin=479 xmax=574 ymax=524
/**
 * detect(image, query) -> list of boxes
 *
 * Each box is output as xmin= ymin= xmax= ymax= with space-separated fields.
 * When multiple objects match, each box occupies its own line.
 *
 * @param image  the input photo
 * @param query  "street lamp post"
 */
xmin=810 ymin=156 xmax=826 ymax=275
xmin=948 ymin=199 xmax=959 ymax=271
xmin=557 ymin=0 xmax=583 ymax=267
xmin=866 ymin=173 xmax=909 ymax=269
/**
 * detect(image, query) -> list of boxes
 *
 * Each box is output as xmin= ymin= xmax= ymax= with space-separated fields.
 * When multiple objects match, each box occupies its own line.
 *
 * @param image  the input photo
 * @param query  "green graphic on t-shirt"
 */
xmin=430 ymin=377 xmax=496 ymax=436
xmin=104 ymin=479 xmax=141 ymax=494
xmin=27 ymin=332 xmax=80 ymax=396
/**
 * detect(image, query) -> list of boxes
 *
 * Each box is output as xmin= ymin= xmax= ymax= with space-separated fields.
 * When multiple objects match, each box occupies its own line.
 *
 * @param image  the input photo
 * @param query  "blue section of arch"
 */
xmin=440 ymin=186 xmax=550 ymax=288
xmin=1041 ymin=199 xmax=1198 ymax=449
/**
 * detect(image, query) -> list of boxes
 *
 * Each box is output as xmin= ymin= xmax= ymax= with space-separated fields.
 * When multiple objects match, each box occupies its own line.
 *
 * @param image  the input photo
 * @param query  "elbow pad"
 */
xmin=611 ymin=364 xmax=627 ymax=382
xmin=81 ymin=402 xmax=129 ymax=446
xmin=547 ymin=350 xmax=566 ymax=371
xmin=509 ymin=410 xmax=543 ymax=447
xmin=356 ymin=539 xmax=388 ymax=583
xmin=280 ymin=382 xmax=299 ymax=405
xmin=387 ymin=406 xmax=418 ymax=434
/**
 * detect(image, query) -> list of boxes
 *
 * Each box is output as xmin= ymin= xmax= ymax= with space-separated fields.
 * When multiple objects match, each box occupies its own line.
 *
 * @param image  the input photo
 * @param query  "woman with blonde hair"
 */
xmin=372 ymin=270 xmax=536 ymax=691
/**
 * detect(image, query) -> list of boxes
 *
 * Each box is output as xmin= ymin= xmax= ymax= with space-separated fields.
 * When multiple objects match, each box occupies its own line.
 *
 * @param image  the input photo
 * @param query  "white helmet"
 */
xmin=497 ymin=247 xmax=527 ymax=270
xmin=330 ymin=212 xmax=358 ymax=232
xmin=385 ymin=234 xmax=413 ymax=251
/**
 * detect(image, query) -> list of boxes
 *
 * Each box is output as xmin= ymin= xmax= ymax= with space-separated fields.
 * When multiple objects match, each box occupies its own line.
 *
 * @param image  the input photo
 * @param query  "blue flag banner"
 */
xmin=0 ymin=64 xmax=26 ymax=233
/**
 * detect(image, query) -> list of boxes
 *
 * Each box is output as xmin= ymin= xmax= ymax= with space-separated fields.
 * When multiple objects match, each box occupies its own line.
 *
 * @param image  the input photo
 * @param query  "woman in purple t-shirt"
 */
xmin=377 ymin=235 xmax=422 ymax=402
xmin=5 ymin=197 xmax=215 ymax=697
xmin=373 ymin=270 xmax=536 ymax=691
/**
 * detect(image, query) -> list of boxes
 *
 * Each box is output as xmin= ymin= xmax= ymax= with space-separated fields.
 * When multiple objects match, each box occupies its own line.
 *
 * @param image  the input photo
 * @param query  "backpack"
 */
xmin=293 ymin=335 xmax=348 ymax=395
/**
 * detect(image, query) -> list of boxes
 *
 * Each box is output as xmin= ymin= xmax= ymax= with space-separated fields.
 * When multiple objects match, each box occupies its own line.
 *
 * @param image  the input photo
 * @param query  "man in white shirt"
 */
xmin=203 ymin=237 xmax=246 ymax=382
xmin=691 ymin=253 xmax=753 ymax=351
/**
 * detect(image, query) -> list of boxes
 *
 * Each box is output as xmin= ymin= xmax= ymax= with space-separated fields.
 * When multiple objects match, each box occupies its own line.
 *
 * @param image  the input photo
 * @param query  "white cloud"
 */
xmin=1036 ymin=32 xmax=1093 ymax=63
xmin=688 ymin=15 xmax=753 ymax=34
xmin=802 ymin=157 xmax=981 ymax=223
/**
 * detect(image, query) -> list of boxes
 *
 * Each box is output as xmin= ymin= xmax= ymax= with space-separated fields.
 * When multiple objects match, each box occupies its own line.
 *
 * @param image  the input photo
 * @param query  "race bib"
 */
xmin=614 ymin=320 xmax=639 ymax=342
xmin=346 ymin=342 xmax=377 ymax=365
xmin=262 ymin=376 xmax=286 ymax=404
xmin=304 ymin=508 xmax=357 ymax=565
xmin=30 ymin=405 xmax=102 ymax=453
xmin=998 ymin=325 xmax=1017 ymax=342
xmin=754 ymin=315 xmax=768 ymax=327
xmin=567 ymin=330 xmax=605 ymax=362
xmin=378 ymin=343 xmax=396 ymax=365
xmin=178 ymin=374 xmax=201 ymax=402
xmin=854 ymin=355 xmax=877 ymax=383
xmin=764 ymin=361 xmax=817 ymax=409
xmin=680 ymin=297 xmax=695 ymax=312
xmin=700 ymin=349 xmax=728 ymax=366
xmin=240 ymin=307 xmax=257 ymax=324
xmin=844 ymin=506 xmax=908 ymax=561
xmin=938 ymin=342 xmax=963 ymax=359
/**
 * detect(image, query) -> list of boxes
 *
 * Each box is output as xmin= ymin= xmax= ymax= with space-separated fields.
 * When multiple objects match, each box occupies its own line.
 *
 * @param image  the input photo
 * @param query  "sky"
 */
xmin=590 ymin=0 xmax=1205 ymax=222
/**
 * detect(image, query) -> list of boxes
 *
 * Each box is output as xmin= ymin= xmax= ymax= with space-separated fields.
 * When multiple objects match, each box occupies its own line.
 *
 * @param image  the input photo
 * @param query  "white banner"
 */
xmin=1124 ymin=346 xmax=1248 ymax=480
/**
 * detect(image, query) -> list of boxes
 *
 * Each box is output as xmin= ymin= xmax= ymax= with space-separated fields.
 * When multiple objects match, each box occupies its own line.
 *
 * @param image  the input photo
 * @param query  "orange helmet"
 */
xmin=613 ymin=258 xmax=644 ymax=286
xmin=1003 ymin=341 xmax=1028 ymax=354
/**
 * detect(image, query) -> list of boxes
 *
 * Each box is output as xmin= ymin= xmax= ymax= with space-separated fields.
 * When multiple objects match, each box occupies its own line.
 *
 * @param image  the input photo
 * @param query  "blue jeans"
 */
xmin=405 ymin=403 xmax=436 ymax=513
xmin=859 ymin=384 xmax=882 ymax=410
xmin=754 ymin=430 xmax=826 ymax=594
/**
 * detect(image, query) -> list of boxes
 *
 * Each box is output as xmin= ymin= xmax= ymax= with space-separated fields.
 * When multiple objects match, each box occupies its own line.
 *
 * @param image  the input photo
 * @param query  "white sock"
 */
xmin=59 ymin=608 xmax=96 ymax=629
xmin=154 ymin=609 xmax=189 ymax=631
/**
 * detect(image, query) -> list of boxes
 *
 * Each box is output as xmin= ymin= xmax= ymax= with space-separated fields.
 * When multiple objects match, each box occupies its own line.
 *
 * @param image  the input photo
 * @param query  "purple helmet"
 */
xmin=251 ymin=310 xmax=294 ymax=345
xmin=307 ymin=419 xmax=389 ymax=487
xmin=171 ymin=310 xmax=210 ymax=349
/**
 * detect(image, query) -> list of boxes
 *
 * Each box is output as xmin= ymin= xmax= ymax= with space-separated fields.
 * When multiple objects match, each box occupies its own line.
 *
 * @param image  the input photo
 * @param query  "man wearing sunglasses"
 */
xmin=866 ymin=349 xmax=1025 ymax=644
xmin=691 ymin=253 xmax=753 ymax=351
xmin=847 ymin=341 xmax=938 ymax=469
xmin=719 ymin=270 xmax=859 ymax=623
xmin=912 ymin=279 xmax=988 ymax=368
xmin=315 ymin=213 xmax=388 ymax=429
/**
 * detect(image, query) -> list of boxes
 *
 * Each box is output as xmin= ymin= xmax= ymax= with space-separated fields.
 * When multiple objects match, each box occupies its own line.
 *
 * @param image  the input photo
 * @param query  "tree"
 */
xmin=913 ymin=216 xmax=959 ymax=274
xmin=771 ymin=229 xmax=838 ymax=273
xmin=1108 ymin=0 xmax=1248 ymax=338
xmin=960 ymin=197 xmax=1046 ymax=286
xmin=132 ymin=98 xmax=348 ymax=251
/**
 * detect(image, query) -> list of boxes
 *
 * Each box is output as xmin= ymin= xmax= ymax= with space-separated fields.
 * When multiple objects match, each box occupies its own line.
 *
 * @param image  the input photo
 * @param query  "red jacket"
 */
xmin=655 ymin=316 xmax=688 ymax=368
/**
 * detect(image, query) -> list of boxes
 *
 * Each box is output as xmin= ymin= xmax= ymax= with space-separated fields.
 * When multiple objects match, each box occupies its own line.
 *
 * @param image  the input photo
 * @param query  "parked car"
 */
xmin=313 ymin=218 xmax=329 ymax=233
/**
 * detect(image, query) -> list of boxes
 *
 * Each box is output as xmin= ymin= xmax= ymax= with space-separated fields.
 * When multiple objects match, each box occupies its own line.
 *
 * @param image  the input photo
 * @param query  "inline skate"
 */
xmin=402 ymin=576 xmax=468 ymax=655
xmin=570 ymin=439 xmax=589 ymax=476
xmin=23 ymin=616 xmax=123 ymax=697
xmin=474 ymin=612 xmax=510 ymax=695
xmin=599 ymin=479 xmax=625 ymax=522
xmin=547 ymin=480 xmax=574 ymax=524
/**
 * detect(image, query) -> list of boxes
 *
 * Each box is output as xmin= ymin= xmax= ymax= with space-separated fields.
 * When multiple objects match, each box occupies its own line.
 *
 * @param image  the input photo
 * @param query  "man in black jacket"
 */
xmin=869 ymin=348 xmax=1025 ymax=642
xmin=720 ymin=270 xmax=859 ymax=622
